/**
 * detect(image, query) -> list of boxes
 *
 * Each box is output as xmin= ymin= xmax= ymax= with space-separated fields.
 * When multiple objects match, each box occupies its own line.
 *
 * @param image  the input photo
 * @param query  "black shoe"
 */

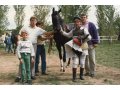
xmin=42 ymin=73 xmax=48 ymax=75
xmin=84 ymin=72 xmax=90 ymax=76
xmin=28 ymin=80 xmax=32 ymax=85
xmin=35 ymin=71 xmax=39 ymax=73
xmin=90 ymin=74 xmax=95 ymax=78
xmin=31 ymin=76 xmax=36 ymax=80
xmin=35 ymin=73 xmax=39 ymax=76
xmin=21 ymin=80 xmax=25 ymax=85
xmin=80 ymin=76 xmax=84 ymax=80
xmin=72 ymin=79 xmax=77 ymax=82
xmin=15 ymin=77 xmax=21 ymax=82
xmin=80 ymin=68 xmax=84 ymax=80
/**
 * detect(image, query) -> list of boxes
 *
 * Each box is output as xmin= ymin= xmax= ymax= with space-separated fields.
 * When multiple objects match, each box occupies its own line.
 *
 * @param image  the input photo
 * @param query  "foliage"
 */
xmin=32 ymin=5 xmax=51 ymax=26
xmin=96 ymin=5 xmax=118 ymax=36
xmin=0 ymin=5 xmax=9 ymax=34
xmin=96 ymin=5 xmax=107 ymax=35
xmin=114 ymin=15 xmax=120 ymax=40
xmin=13 ymin=5 xmax=25 ymax=28
xmin=58 ymin=5 xmax=91 ymax=23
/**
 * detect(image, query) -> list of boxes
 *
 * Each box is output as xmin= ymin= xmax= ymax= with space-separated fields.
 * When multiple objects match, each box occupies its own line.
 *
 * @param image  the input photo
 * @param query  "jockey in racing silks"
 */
xmin=61 ymin=16 xmax=91 ymax=82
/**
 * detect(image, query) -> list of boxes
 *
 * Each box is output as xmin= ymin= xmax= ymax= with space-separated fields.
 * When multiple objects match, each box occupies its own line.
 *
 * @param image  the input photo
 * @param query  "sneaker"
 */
xmin=15 ymin=77 xmax=21 ymax=82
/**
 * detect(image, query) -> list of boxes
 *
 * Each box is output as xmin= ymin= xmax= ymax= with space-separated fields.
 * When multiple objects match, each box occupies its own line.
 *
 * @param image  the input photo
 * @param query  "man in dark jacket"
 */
xmin=80 ymin=14 xmax=99 ymax=77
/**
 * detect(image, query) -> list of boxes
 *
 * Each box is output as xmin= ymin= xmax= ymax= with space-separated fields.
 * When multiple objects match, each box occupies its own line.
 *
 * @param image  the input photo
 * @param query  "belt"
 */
xmin=21 ymin=53 xmax=30 ymax=55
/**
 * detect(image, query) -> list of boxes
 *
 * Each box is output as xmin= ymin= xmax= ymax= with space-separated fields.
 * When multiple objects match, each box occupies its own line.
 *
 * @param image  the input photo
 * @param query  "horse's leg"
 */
xmin=48 ymin=38 xmax=53 ymax=54
xmin=66 ymin=58 xmax=71 ymax=67
xmin=62 ymin=45 xmax=66 ymax=72
xmin=13 ymin=43 xmax=16 ymax=54
xmin=56 ymin=44 xmax=63 ymax=71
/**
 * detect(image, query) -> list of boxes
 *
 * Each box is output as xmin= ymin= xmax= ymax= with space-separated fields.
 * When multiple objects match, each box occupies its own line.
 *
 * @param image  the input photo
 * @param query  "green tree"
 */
xmin=96 ymin=5 xmax=107 ymax=35
xmin=0 ymin=5 xmax=9 ymax=34
xmin=104 ymin=5 xmax=116 ymax=36
xmin=96 ymin=5 xmax=117 ymax=43
xmin=114 ymin=14 xmax=120 ymax=40
xmin=13 ymin=5 xmax=25 ymax=31
xmin=58 ymin=5 xmax=91 ymax=23
xmin=32 ymin=5 xmax=51 ymax=26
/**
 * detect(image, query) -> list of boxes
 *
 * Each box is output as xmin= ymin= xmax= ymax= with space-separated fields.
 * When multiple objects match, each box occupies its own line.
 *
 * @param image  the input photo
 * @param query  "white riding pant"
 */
xmin=72 ymin=51 xmax=87 ymax=68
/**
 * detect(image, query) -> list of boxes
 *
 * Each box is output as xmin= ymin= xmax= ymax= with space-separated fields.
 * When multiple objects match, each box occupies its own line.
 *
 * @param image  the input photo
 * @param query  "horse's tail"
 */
xmin=48 ymin=38 xmax=53 ymax=54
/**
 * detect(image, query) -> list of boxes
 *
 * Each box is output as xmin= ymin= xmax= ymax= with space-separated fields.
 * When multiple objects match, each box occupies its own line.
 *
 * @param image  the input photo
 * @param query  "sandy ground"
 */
xmin=0 ymin=51 xmax=120 ymax=85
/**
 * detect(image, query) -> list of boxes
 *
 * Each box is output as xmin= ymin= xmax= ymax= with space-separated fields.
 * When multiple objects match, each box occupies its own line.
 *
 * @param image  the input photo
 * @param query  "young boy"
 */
xmin=16 ymin=30 xmax=35 ymax=84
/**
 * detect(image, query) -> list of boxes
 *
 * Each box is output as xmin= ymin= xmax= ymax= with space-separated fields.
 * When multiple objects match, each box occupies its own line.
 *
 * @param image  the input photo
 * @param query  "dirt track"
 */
xmin=0 ymin=51 xmax=120 ymax=85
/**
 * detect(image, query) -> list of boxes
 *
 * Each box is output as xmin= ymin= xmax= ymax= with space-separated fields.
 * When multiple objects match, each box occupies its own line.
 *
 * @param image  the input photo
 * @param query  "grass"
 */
xmin=45 ymin=40 xmax=120 ymax=69
xmin=96 ymin=41 xmax=120 ymax=69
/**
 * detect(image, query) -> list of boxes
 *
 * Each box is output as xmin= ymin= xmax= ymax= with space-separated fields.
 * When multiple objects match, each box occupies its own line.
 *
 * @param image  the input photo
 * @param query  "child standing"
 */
xmin=16 ymin=30 xmax=35 ymax=84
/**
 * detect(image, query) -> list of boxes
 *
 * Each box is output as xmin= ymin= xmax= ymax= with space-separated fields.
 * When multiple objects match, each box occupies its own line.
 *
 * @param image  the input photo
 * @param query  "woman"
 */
xmin=61 ymin=17 xmax=91 ymax=82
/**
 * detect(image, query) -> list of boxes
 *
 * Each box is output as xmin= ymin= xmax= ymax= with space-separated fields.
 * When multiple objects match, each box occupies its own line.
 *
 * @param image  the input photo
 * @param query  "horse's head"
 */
xmin=52 ymin=8 xmax=63 ymax=32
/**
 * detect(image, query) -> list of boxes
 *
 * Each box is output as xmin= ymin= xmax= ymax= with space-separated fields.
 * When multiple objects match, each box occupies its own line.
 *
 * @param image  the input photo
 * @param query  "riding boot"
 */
xmin=72 ymin=68 xmax=77 ymax=82
xmin=80 ymin=67 xmax=84 ymax=80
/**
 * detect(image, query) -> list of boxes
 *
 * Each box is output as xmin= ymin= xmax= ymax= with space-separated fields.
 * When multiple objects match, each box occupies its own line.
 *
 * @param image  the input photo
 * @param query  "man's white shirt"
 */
xmin=19 ymin=26 xmax=46 ymax=44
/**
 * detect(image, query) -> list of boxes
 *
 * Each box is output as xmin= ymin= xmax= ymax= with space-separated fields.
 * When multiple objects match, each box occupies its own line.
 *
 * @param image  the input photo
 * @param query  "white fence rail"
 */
xmin=99 ymin=36 xmax=118 ymax=41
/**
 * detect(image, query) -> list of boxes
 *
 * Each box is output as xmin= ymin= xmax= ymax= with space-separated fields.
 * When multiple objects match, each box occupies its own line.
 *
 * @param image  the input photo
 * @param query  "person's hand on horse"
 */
xmin=64 ymin=24 xmax=69 ymax=31
xmin=44 ymin=31 xmax=54 ymax=37
xmin=46 ymin=35 xmax=53 ymax=40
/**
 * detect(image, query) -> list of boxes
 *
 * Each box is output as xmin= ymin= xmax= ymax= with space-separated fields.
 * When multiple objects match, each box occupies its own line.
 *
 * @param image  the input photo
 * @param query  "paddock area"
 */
xmin=0 ymin=41 xmax=120 ymax=85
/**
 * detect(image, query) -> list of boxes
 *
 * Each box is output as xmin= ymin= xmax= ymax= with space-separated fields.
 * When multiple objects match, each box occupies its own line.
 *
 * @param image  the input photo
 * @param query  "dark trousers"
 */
xmin=35 ymin=44 xmax=46 ymax=73
xmin=8 ymin=44 xmax=13 ymax=53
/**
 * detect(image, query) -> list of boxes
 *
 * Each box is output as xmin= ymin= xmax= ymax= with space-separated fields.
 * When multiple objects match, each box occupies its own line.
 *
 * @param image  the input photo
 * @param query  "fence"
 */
xmin=99 ymin=35 xmax=118 ymax=41
xmin=98 ymin=35 xmax=119 ymax=44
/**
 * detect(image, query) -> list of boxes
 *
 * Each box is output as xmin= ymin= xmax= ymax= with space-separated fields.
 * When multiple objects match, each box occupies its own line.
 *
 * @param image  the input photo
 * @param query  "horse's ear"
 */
xmin=52 ymin=8 xmax=55 ymax=13
xmin=58 ymin=9 xmax=61 ymax=13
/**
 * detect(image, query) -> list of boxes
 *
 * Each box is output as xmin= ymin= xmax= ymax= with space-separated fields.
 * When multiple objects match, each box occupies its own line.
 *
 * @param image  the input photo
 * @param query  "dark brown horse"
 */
xmin=51 ymin=8 xmax=72 ymax=72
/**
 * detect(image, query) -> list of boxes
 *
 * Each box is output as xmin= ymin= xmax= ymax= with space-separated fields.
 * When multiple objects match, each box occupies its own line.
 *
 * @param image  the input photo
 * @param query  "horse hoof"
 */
xmin=63 ymin=69 xmax=65 ymax=72
xmin=66 ymin=64 xmax=69 ymax=68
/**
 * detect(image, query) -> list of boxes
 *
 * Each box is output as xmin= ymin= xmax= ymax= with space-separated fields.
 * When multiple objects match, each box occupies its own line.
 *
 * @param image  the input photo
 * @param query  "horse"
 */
xmin=51 ymin=8 xmax=72 ymax=72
